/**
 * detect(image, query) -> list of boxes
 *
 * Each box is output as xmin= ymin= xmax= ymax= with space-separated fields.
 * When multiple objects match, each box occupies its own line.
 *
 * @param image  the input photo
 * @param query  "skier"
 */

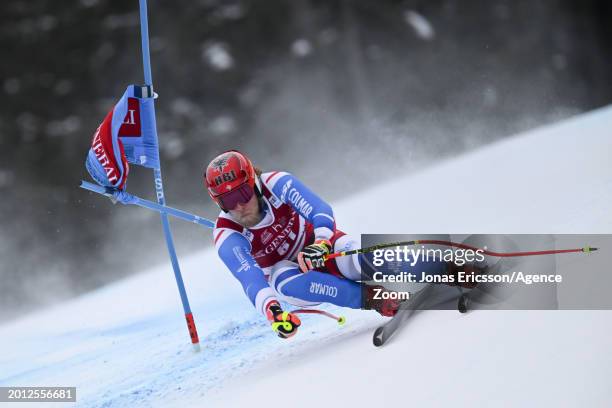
xmin=205 ymin=150 xmax=402 ymax=339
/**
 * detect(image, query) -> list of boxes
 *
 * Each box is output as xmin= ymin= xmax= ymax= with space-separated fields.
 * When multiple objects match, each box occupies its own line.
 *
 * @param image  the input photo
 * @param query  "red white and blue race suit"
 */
xmin=213 ymin=172 xmax=363 ymax=317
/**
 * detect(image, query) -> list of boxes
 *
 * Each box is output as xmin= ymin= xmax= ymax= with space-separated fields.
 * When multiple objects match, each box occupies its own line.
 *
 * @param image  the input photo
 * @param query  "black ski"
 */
xmin=372 ymin=252 xmax=512 ymax=346
xmin=372 ymin=284 xmax=434 ymax=347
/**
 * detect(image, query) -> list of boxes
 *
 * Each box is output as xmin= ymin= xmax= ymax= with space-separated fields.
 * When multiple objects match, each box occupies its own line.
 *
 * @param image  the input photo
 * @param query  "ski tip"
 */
xmin=373 ymin=328 xmax=385 ymax=347
xmin=192 ymin=342 xmax=201 ymax=353
xmin=583 ymin=246 xmax=598 ymax=253
xmin=337 ymin=316 xmax=346 ymax=326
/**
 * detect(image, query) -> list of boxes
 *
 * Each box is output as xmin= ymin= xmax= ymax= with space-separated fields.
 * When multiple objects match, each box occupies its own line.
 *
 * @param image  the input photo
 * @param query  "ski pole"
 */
xmin=291 ymin=309 xmax=346 ymax=325
xmin=325 ymin=239 xmax=598 ymax=261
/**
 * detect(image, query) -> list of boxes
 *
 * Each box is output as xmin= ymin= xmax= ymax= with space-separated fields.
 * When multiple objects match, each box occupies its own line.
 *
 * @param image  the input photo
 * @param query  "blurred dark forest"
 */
xmin=1 ymin=0 xmax=611 ymax=321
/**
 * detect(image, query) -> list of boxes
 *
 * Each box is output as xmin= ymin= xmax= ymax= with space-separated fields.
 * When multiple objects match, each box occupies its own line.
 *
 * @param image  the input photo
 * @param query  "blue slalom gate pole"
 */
xmin=80 ymin=181 xmax=215 ymax=228
xmin=139 ymin=0 xmax=201 ymax=351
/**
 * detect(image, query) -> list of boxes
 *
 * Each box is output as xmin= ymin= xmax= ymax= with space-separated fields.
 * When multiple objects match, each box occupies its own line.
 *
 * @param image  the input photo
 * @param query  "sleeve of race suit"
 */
xmin=215 ymin=231 xmax=278 ymax=316
xmin=266 ymin=172 xmax=335 ymax=241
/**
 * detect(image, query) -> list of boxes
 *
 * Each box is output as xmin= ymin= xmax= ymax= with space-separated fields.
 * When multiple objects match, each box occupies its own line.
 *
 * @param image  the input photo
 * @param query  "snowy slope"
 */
xmin=1 ymin=106 xmax=611 ymax=407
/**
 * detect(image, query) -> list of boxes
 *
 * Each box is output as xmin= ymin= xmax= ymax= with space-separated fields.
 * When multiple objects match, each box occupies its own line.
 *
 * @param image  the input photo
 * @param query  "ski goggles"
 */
xmin=217 ymin=182 xmax=255 ymax=210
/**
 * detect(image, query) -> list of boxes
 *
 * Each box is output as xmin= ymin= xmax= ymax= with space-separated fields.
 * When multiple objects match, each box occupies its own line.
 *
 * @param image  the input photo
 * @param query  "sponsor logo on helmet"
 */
xmin=211 ymin=156 xmax=229 ymax=171
xmin=213 ymin=169 xmax=237 ymax=187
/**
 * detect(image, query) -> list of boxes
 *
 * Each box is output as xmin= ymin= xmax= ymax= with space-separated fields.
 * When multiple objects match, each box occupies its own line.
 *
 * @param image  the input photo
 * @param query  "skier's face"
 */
xmin=229 ymin=193 xmax=261 ymax=227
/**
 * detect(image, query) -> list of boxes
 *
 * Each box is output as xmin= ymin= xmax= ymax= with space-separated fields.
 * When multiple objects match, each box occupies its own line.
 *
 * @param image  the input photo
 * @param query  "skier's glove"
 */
xmin=265 ymin=301 xmax=301 ymax=339
xmin=297 ymin=239 xmax=332 ymax=272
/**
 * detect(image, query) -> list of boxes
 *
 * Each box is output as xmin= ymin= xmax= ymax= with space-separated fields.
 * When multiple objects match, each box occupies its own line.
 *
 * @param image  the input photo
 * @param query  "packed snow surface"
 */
xmin=1 ymin=106 xmax=611 ymax=407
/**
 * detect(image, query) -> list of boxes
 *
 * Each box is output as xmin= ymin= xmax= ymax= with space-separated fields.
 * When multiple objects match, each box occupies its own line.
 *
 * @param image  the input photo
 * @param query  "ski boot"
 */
xmin=364 ymin=285 xmax=402 ymax=317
